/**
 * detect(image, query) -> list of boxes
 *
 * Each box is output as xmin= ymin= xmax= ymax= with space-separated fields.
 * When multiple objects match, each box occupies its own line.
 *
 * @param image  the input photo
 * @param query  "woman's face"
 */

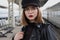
xmin=24 ymin=6 xmax=38 ymax=21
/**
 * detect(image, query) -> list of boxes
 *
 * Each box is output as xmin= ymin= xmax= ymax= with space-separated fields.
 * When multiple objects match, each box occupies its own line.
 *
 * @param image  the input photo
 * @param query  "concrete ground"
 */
xmin=0 ymin=26 xmax=22 ymax=40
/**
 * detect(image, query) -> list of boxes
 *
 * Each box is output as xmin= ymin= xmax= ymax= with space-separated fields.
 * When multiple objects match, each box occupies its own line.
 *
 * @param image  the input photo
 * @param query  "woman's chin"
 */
xmin=28 ymin=18 xmax=34 ymax=21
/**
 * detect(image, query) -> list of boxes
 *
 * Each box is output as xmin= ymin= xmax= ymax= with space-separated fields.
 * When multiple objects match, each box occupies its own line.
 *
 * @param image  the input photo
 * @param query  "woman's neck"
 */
xmin=30 ymin=20 xmax=35 ymax=23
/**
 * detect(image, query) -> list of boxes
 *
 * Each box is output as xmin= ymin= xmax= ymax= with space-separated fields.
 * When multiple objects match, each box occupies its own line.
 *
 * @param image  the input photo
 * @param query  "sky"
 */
xmin=0 ymin=0 xmax=60 ymax=17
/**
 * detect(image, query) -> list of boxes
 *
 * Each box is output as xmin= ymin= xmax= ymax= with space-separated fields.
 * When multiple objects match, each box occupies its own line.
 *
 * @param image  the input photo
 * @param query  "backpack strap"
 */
xmin=21 ymin=26 xmax=34 ymax=40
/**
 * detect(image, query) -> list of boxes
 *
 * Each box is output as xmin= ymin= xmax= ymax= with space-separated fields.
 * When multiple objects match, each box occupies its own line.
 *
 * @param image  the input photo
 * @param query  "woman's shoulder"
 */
xmin=38 ymin=23 xmax=51 ymax=28
xmin=43 ymin=23 xmax=50 ymax=26
xmin=42 ymin=23 xmax=53 ymax=30
xmin=38 ymin=23 xmax=50 ymax=26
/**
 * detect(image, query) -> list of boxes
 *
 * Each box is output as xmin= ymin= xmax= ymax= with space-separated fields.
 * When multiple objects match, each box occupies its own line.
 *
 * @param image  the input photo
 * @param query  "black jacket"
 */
xmin=21 ymin=23 xmax=57 ymax=40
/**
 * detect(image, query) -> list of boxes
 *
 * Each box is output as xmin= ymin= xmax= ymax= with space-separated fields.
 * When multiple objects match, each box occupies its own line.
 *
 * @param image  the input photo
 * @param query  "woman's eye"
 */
xmin=25 ymin=8 xmax=29 ymax=11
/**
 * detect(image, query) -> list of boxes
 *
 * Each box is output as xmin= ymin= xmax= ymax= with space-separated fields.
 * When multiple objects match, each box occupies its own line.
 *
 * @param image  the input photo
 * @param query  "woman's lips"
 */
xmin=29 ymin=15 xmax=33 ymax=18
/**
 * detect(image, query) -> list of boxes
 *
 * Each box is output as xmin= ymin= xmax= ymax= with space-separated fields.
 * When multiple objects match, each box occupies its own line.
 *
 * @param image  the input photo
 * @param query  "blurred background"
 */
xmin=0 ymin=0 xmax=60 ymax=40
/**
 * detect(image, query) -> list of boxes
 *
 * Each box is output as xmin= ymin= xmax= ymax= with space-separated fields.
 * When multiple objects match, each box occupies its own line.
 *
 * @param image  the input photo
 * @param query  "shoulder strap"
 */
xmin=26 ymin=27 xmax=33 ymax=40
xmin=21 ymin=26 xmax=33 ymax=40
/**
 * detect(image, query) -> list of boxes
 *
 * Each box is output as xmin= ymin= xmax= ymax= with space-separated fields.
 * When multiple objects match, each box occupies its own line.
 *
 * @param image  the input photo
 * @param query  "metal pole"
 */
xmin=8 ymin=0 xmax=15 ymax=27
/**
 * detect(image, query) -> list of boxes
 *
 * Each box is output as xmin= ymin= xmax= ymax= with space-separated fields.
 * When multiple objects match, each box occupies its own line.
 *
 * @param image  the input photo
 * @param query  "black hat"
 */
xmin=21 ymin=0 xmax=48 ymax=8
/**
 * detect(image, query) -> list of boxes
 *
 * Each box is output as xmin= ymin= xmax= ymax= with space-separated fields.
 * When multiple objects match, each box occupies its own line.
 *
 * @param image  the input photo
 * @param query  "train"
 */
xmin=42 ymin=11 xmax=60 ymax=28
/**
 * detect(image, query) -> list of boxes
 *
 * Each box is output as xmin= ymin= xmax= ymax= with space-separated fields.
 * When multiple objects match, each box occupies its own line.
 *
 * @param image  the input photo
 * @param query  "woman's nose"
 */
xmin=29 ymin=10 xmax=33 ymax=14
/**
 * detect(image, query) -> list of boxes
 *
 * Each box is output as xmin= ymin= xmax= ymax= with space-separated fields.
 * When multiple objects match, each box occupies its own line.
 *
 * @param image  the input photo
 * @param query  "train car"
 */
xmin=43 ymin=2 xmax=60 ymax=28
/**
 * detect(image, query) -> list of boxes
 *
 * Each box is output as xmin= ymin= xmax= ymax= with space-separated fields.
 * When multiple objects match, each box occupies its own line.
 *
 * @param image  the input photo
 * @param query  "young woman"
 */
xmin=14 ymin=0 xmax=57 ymax=40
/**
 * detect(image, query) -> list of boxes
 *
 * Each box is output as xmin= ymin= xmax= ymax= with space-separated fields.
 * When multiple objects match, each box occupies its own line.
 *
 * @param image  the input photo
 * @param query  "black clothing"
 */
xmin=12 ymin=23 xmax=58 ymax=40
xmin=21 ymin=23 xmax=57 ymax=40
